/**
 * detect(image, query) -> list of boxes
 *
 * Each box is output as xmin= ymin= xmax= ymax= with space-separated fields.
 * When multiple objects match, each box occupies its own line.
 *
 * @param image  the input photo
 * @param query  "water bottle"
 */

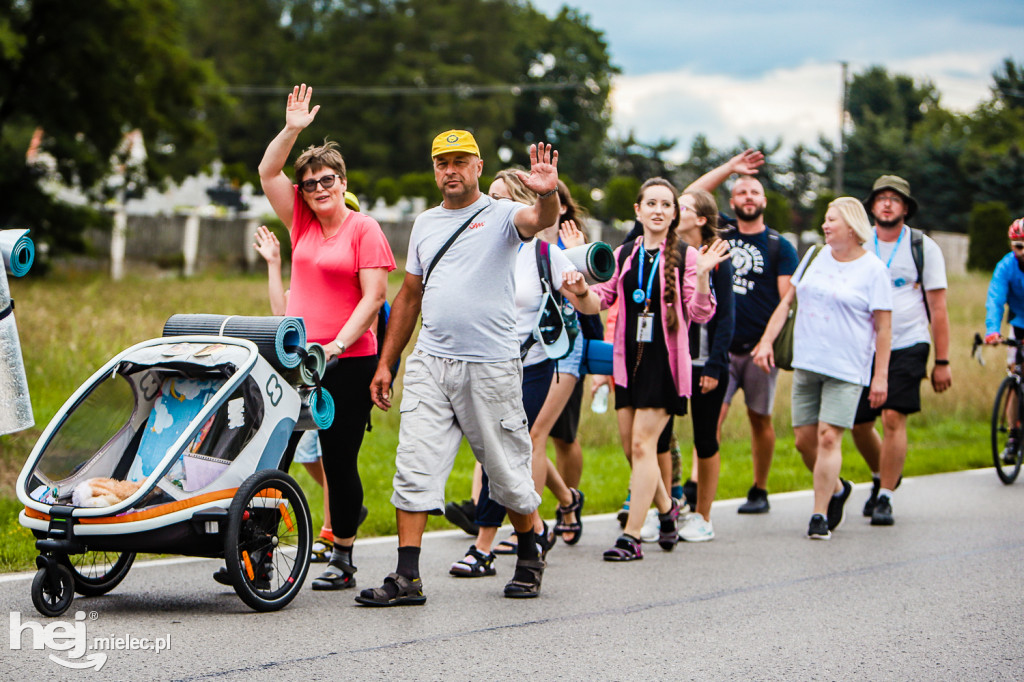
xmin=591 ymin=383 xmax=609 ymax=414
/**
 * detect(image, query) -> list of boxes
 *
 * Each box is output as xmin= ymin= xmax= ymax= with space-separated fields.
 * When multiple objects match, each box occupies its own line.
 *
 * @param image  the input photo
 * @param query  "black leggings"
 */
xmin=312 ymin=355 xmax=377 ymax=539
xmin=690 ymin=366 xmax=728 ymax=459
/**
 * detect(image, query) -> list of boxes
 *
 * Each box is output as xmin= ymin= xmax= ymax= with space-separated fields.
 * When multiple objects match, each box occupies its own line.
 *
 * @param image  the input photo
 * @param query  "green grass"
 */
xmin=0 ymin=266 xmax=1004 ymax=572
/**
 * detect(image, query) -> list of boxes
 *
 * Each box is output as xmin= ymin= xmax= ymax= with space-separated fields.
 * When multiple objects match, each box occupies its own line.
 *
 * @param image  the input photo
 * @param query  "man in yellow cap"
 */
xmin=360 ymin=130 xmax=562 ymax=605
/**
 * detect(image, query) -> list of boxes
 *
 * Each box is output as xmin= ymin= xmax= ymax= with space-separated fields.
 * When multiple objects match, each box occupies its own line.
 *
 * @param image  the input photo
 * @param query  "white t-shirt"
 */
xmin=515 ymin=240 xmax=575 ymax=367
xmin=407 ymin=195 xmax=526 ymax=361
xmin=870 ymin=226 xmax=947 ymax=350
xmin=792 ymin=246 xmax=893 ymax=385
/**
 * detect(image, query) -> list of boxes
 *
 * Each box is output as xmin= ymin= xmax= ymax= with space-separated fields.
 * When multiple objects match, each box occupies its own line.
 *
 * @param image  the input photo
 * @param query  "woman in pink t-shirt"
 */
xmin=258 ymin=84 xmax=396 ymax=590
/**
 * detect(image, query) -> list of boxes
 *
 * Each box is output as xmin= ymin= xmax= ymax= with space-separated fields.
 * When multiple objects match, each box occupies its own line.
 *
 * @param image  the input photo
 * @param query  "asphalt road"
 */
xmin=2 ymin=468 xmax=1023 ymax=681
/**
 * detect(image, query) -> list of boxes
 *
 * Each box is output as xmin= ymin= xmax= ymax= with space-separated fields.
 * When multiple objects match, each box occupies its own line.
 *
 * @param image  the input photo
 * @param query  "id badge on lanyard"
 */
xmin=637 ymin=311 xmax=654 ymax=342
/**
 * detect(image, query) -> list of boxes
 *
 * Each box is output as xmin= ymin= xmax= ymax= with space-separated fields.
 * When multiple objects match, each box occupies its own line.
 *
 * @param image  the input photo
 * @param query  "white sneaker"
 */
xmin=640 ymin=508 xmax=659 ymax=543
xmin=679 ymin=514 xmax=715 ymax=542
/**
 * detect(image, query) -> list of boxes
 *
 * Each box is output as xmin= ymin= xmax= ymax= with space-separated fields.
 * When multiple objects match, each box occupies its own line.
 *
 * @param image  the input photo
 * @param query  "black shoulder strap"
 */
xmin=616 ymin=236 xmax=641 ymax=274
xmin=765 ymin=227 xmax=781 ymax=271
xmin=423 ymin=205 xmax=487 ymax=287
xmin=535 ymin=239 xmax=560 ymax=301
xmin=909 ymin=227 xmax=930 ymax=321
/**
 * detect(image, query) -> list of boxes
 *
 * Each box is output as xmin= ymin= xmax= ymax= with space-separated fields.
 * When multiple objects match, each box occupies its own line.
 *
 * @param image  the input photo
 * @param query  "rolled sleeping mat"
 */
xmin=0 ymin=229 xmax=35 ymax=277
xmin=283 ymin=343 xmax=327 ymax=387
xmin=295 ymin=387 xmax=335 ymax=431
xmin=579 ymin=338 xmax=613 ymax=377
xmin=0 ymin=266 xmax=34 ymax=435
xmin=162 ymin=314 xmax=306 ymax=371
xmin=562 ymin=242 xmax=615 ymax=284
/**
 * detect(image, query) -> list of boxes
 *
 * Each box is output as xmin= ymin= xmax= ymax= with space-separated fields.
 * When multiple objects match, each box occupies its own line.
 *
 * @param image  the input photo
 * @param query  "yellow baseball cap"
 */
xmin=431 ymin=129 xmax=480 ymax=158
xmin=344 ymin=191 xmax=360 ymax=212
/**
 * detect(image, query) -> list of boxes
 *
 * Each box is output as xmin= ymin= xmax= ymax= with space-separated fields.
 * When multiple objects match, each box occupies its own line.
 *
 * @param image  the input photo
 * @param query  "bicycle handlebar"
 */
xmin=973 ymin=332 xmax=1023 ymax=366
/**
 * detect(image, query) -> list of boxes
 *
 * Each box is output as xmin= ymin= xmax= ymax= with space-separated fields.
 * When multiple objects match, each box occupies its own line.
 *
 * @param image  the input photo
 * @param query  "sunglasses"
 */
xmin=1012 ymin=242 xmax=1024 ymax=251
xmin=300 ymin=174 xmax=342 ymax=193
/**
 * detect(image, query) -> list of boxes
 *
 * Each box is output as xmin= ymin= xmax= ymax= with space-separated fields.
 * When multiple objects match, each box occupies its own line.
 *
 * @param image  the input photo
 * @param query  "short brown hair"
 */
xmin=294 ymin=139 xmax=347 ymax=184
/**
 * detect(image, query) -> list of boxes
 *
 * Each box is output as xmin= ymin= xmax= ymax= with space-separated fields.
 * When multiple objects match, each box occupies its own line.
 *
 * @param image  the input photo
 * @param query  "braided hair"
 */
xmin=636 ymin=177 xmax=682 ymax=332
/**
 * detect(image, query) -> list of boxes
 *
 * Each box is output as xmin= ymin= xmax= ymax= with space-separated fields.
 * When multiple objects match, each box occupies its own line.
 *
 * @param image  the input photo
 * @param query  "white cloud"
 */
xmin=609 ymin=50 xmax=1008 ymax=162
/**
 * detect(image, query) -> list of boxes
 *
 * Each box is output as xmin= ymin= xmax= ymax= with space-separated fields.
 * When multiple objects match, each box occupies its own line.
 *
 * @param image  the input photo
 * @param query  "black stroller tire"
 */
xmin=225 ymin=469 xmax=311 ymax=612
xmin=61 ymin=551 xmax=136 ymax=597
xmin=31 ymin=563 xmax=75 ymax=618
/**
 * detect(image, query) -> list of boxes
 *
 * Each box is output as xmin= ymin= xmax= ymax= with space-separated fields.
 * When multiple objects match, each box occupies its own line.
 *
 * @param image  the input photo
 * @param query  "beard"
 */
xmin=874 ymin=216 xmax=903 ymax=229
xmin=734 ymin=203 xmax=765 ymax=221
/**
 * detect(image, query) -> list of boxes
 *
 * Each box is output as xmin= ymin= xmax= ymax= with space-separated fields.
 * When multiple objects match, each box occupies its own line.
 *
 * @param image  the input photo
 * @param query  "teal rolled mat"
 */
xmin=163 ymin=314 xmax=306 ymax=371
xmin=0 ymin=229 xmax=34 ymax=277
xmin=296 ymin=387 xmax=334 ymax=430
xmin=562 ymin=242 xmax=614 ymax=284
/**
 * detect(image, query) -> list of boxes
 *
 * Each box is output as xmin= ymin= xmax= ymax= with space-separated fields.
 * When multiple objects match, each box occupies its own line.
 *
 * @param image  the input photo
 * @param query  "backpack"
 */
xmin=908 ymin=227 xmax=929 ymax=321
xmin=519 ymin=241 xmax=580 ymax=360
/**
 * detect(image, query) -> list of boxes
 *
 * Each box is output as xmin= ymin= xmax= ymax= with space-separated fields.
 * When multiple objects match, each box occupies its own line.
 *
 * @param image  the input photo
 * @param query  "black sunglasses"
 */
xmin=300 ymin=174 xmax=342 ymax=192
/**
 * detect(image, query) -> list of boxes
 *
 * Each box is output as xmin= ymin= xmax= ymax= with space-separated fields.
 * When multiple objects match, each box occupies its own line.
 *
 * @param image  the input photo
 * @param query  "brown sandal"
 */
xmin=355 ymin=572 xmax=426 ymax=606
xmin=503 ymin=558 xmax=545 ymax=598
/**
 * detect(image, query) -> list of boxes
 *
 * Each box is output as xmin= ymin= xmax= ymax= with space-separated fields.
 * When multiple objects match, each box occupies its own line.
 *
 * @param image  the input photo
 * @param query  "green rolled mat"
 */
xmin=284 ymin=343 xmax=327 ymax=387
xmin=163 ymin=314 xmax=306 ymax=371
xmin=0 ymin=229 xmax=34 ymax=277
xmin=562 ymin=242 xmax=615 ymax=284
xmin=296 ymin=386 xmax=334 ymax=430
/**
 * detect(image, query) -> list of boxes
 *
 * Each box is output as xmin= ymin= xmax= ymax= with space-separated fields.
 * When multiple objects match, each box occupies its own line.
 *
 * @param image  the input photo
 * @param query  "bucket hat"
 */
xmin=863 ymin=175 xmax=918 ymax=220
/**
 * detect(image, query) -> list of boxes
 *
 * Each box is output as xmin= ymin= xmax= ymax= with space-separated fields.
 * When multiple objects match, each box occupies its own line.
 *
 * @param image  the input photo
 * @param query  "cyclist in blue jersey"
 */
xmin=985 ymin=218 xmax=1024 ymax=461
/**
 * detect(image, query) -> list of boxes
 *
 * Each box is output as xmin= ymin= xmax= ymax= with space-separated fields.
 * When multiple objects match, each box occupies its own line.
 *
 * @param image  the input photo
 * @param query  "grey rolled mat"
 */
xmin=0 ymin=265 xmax=34 ymax=435
xmin=562 ymin=242 xmax=615 ymax=284
xmin=163 ymin=314 xmax=306 ymax=372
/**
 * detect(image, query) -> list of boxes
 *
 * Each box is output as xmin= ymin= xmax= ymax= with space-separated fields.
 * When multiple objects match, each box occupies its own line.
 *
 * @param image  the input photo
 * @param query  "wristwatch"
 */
xmin=335 ymin=340 xmax=346 ymax=354
xmin=934 ymin=359 xmax=949 ymax=366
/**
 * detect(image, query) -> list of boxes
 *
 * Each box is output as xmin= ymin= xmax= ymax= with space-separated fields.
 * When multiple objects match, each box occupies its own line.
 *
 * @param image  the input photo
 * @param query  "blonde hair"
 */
xmin=828 ymin=196 xmax=873 ymax=244
xmin=492 ymin=169 xmax=537 ymax=205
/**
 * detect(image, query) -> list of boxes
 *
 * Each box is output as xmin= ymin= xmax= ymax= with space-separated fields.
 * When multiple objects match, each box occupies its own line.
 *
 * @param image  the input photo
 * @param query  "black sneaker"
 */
xmin=737 ymin=485 xmax=769 ymax=514
xmin=444 ymin=499 xmax=479 ymax=536
xmin=682 ymin=479 xmax=698 ymax=513
xmin=871 ymin=494 xmax=894 ymax=526
xmin=807 ymin=514 xmax=831 ymax=540
xmin=826 ymin=479 xmax=852 ymax=531
xmin=1003 ymin=429 xmax=1021 ymax=465
xmin=863 ymin=478 xmax=881 ymax=517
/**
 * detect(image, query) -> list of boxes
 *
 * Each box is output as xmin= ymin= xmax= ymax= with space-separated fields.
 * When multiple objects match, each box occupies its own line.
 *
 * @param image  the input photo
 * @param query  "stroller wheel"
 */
xmin=31 ymin=563 xmax=75 ymax=618
xmin=61 ymin=551 xmax=136 ymax=597
xmin=224 ymin=469 xmax=311 ymax=612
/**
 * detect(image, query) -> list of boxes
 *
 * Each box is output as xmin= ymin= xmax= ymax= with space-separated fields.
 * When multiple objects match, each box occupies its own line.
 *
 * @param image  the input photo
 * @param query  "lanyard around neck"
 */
xmin=874 ymin=226 xmax=905 ymax=269
xmin=633 ymin=246 xmax=661 ymax=305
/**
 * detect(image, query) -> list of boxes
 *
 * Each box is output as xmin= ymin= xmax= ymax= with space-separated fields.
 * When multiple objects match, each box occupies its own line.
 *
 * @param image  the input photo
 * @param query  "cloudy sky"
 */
xmin=530 ymin=0 xmax=1024 ymax=161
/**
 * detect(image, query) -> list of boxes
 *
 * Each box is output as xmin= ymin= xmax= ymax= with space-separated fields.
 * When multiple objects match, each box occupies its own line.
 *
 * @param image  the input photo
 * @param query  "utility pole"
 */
xmin=835 ymin=61 xmax=848 ymax=195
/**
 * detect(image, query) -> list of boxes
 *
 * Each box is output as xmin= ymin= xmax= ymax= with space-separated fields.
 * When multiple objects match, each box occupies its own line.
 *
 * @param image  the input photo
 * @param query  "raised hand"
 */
xmin=285 ymin=84 xmax=320 ymax=131
xmin=729 ymin=148 xmax=765 ymax=176
xmin=559 ymin=219 xmax=586 ymax=248
xmin=695 ymin=238 xmax=731 ymax=276
xmin=516 ymin=142 xmax=559 ymax=196
xmin=253 ymin=225 xmax=281 ymax=266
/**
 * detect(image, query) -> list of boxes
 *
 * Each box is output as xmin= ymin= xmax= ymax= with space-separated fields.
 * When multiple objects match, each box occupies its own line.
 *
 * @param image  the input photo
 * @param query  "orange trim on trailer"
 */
xmin=24 ymin=488 xmax=240 ymax=524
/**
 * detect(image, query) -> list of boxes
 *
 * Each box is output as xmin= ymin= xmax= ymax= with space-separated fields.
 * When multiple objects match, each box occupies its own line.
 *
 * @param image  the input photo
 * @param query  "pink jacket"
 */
xmin=593 ymin=239 xmax=715 ymax=398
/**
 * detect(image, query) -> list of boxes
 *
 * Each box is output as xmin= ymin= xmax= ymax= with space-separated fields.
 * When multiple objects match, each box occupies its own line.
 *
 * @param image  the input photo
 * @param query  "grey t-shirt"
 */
xmin=407 ymin=194 xmax=526 ymax=361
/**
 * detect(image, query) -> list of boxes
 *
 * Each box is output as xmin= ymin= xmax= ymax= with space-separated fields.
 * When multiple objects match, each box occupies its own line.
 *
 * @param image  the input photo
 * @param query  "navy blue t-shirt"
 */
xmin=723 ymin=222 xmax=799 ymax=352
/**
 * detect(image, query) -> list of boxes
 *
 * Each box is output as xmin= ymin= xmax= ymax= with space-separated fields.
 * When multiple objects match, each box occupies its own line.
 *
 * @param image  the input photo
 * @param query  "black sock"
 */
xmin=396 ymin=546 xmax=421 ymax=580
xmin=330 ymin=544 xmax=353 ymax=571
xmin=516 ymin=530 xmax=538 ymax=561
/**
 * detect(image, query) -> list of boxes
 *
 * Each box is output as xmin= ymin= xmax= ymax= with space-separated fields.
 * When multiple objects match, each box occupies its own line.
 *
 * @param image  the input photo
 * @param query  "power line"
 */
xmin=218 ymin=81 xmax=590 ymax=97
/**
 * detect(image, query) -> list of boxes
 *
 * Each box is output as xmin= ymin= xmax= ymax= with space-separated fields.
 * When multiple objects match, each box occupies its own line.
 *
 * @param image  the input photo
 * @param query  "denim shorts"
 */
xmin=293 ymin=430 xmax=322 ymax=464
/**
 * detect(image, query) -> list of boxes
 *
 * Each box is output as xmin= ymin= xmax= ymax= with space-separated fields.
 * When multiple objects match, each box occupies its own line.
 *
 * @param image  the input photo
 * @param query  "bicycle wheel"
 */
xmin=60 ymin=551 xmax=135 ymax=597
xmin=224 ymin=469 xmax=311 ymax=612
xmin=992 ymin=376 xmax=1023 ymax=484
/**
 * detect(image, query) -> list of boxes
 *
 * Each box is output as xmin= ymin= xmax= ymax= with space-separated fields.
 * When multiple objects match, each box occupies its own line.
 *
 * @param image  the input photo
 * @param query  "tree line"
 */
xmin=1 ymin=0 xmax=1021 ymax=268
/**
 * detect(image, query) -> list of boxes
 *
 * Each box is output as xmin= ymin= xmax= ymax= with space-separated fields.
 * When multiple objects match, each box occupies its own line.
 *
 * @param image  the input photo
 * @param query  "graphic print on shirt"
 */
xmin=729 ymin=239 xmax=765 ymax=296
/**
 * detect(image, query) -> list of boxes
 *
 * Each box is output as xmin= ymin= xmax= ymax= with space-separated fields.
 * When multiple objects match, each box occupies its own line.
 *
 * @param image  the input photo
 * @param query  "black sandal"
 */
xmin=503 ymin=558 xmax=545 ymax=598
xmin=554 ymin=488 xmax=585 ymax=545
xmin=449 ymin=545 xmax=497 ymax=578
xmin=493 ymin=535 xmax=517 ymax=555
xmin=354 ymin=572 xmax=427 ymax=607
xmin=603 ymin=534 xmax=643 ymax=562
